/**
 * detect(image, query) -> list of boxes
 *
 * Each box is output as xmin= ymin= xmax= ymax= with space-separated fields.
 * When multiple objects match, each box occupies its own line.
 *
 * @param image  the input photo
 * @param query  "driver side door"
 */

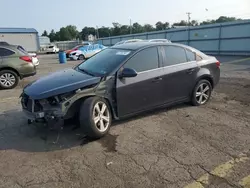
xmin=116 ymin=46 xmax=164 ymax=117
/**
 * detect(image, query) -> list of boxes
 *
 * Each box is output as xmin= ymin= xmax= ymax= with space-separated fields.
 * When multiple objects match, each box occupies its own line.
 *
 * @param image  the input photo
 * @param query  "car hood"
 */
xmin=24 ymin=68 xmax=101 ymax=100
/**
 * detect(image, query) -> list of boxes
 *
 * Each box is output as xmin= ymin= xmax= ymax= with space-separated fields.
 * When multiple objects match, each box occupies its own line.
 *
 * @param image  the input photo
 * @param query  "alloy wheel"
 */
xmin=195 ymin=83 xmax=210 ymax=104
xmin=0 ymin=73 xmax=16 ymax=87
xmin=92 ymin=102 xmax=110 ymax=132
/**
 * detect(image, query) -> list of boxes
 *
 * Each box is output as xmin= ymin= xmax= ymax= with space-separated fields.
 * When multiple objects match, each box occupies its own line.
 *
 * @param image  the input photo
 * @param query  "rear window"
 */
xmin=17 ymin=46 xmax=28 ymax=55
xmin=49 ymin=46 xmax=54 ymax=48
xmin=0 ymin=47 xmax=15 ymax=56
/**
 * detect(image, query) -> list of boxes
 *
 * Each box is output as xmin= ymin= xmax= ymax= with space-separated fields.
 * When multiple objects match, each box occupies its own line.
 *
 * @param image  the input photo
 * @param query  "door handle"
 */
xmin=152 ymin=77 xmax=162 ymax=83
xmin=186 ymin=68 xmax=195 ymax=74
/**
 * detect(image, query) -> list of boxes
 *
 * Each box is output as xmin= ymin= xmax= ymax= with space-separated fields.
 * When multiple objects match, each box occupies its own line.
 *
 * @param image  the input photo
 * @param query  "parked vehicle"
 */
xmin=21 ymin=42 xmax=220 ymax=139
xmin=65 ymin=42 xmax=92 ymax=58
xmin=0 ymin=45 xmax=36 ymax=89
xmin=45 ymin=44 xmax=59 ymax=54
xmin=114 ymin=39 xmax=144 ymax=46
xmin=147 ymin=39 xmax=171 ymax=43
xmin=69 ymin=44 xmax=107 ymax=60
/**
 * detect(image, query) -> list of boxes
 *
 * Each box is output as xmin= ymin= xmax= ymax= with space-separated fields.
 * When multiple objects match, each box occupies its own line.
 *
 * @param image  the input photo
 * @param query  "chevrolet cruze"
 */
xmin=21 ymin=42 xmax=220 ymax=139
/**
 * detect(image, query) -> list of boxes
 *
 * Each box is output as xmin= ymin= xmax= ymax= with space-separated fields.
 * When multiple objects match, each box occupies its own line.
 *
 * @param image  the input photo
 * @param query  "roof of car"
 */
xmin=110 ymin=41 xmax=208 ymax=58
xmin=111 ymin=41 xmax=186 ymax=50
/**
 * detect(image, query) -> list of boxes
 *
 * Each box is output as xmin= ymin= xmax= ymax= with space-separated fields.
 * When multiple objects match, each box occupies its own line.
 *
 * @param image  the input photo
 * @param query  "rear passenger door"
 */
xmin=160 ymin=45 xmax=199 ymax=103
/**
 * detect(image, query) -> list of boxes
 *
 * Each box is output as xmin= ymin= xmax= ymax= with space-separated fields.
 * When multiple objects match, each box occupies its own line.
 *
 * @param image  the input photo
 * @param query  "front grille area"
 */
xmin=21 ymin=94 xmax=43 ymax=112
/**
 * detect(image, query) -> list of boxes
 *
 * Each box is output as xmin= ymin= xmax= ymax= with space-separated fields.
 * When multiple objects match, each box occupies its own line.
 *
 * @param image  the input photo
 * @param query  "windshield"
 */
xmin=77 ymin=48 xmax=132 ymax=76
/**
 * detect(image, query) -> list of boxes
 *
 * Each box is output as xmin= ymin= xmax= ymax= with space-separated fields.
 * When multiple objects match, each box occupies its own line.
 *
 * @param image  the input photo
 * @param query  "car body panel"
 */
xmin=23 ymin=68 xmax=101 ymax=100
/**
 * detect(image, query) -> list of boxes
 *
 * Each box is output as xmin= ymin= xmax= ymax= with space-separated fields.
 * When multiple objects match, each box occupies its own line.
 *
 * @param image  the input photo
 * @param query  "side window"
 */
xmin=163 ymin=46 xmax=187 ymax=66
xmin=124 ymin=47 xmax=159 ymax=72
xmin=196 ymin=54 xmax=203 ymax=61
xmin=0 ymin=48 xmax=15 ymax=56
xmin=186 ymin=49 xmax=196 ymax=61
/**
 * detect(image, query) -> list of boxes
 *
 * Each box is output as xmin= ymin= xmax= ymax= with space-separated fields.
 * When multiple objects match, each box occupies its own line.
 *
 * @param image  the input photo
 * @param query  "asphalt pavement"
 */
xmin=0 ymin=54 xmax=249 ymax=188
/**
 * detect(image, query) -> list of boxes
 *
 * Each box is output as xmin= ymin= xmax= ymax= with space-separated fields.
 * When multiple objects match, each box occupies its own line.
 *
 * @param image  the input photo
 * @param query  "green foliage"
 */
xmin=46 ymin=16 xmax=241 ymax=41
xmin=41 ymin=30 xmax=48 ymax=36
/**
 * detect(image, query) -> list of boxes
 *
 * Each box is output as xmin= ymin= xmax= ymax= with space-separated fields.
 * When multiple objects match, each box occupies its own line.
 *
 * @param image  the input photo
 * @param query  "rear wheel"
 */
xmin=191 ymin=79 xmax=212 ymax=106
xmin=78 ymin=54 xmax=85 ymax=60
xmin=0 ymin=70 xmax=19 ymax=89
xmin=79 ymin=97 xmax=112 ymax=139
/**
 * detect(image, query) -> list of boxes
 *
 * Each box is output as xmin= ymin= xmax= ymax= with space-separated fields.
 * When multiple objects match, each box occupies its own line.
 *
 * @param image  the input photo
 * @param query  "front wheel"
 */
xmin=78 ymin=54 xmax=85 ymax=60
xmin=79 ymin=97 xmax=112 ymax=139
xmin=0 ymin=70 xmax=19 ymax=89
xmin=191 ymin=79 xmax=212 ymax=106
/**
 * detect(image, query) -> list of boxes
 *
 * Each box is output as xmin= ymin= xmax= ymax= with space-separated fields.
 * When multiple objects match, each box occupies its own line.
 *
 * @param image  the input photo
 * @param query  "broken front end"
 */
xmin=20 ymin=90 xmax=86 ymax=128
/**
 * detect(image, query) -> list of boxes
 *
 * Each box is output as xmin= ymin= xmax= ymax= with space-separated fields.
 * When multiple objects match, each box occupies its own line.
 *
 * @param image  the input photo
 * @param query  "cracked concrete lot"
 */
xmin=0 ymin=54 xmax=249 ymax=188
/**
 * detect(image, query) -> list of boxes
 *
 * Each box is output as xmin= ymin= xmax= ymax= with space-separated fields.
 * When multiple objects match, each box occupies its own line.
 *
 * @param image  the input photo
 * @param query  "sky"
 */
xmin=0 ymin=0 xmax=250 ymax=34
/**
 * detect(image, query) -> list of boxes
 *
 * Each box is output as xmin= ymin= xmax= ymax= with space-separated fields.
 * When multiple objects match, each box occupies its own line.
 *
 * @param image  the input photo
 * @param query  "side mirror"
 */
xmin=119 ymin=68 xmax=137 ymax=78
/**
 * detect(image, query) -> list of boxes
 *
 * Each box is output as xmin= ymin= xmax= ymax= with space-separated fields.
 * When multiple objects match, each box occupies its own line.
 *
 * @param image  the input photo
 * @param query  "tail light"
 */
xmin=20 ymin=56 xmax=32 ymax=63
xmin=216 ymin=61 xmax=220 ymax=68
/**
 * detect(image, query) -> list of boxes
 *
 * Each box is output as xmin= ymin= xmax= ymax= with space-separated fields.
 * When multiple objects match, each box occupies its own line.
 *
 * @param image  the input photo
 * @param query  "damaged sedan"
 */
xmin=21 ymin=42 xmax=220 ymax=139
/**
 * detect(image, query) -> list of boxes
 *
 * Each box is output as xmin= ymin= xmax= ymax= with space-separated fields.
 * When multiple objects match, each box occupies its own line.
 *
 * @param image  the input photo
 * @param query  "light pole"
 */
xmin=130 ymin=18 xmax=132 ymax=34
xmin=96 ymin=26 xmax=99 ymax=39
xmin=186 ymin=12 xmax=191 ymax=45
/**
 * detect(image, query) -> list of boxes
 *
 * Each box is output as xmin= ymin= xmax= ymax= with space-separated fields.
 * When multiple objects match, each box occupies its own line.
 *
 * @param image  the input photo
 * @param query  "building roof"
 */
xmin=0 ymin=28 xmax=38 ymax=33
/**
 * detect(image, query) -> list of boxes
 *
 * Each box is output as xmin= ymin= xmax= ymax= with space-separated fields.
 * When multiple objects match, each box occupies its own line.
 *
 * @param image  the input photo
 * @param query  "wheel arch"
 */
xmin=64 ymin=95 xmax=117 ymax=120
xmin=0 ymin=67 xmax=20 ymax=77
xmin=196 ymin=75 xmax=214 ymax=88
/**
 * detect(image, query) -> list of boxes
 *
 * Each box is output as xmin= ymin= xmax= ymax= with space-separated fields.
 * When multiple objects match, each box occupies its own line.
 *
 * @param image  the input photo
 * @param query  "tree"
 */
xmin=65 ymin=25 xmax=78 ymax=40
xmin=59 ymin=27 xmax=71 ymax=41
xmin=215 ymin=16 xmax=240 ymax=23
xmin=172 ymin=20 xmax=188 ymax=27
xmin=143 ymin=24 xmax=155 ymax=32
xmin=132 ymin=22 xmax=144 ymax=33
xmin=191 ymin=20 xmax=199 ymax=26
xmin=155 ymin=21 xmax=169 ymax=30
xmin=49 ymin=29 xmax=56 ymax=42
xmin=98 ymin=27 xmax=111 ymax=38
xmin=200 ymin=16 xmax=241 ymax=25
xmin=42 ymin=30 xmax=48 ymax=37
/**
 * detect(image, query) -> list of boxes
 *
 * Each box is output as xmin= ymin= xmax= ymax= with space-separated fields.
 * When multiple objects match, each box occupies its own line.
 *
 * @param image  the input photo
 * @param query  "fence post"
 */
xmin=188 ymin=27 xmax=190 ymax=45
xmin=218 ymin=24 xmax=222 ymax=55
xmin=165 ymin=31 xmax=167 ymax=39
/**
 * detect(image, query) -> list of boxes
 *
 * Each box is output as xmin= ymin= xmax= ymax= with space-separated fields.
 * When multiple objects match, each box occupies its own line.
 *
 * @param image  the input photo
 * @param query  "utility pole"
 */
xmin=130 ymin=19 xmax=132 ymax=34
xmin=186 ymin=12 xmax=191 ymax=45
xmin=186 ymin=12 xmax=191 ymax=26
xmin=96 ymin=26 xmax=99 ymax=39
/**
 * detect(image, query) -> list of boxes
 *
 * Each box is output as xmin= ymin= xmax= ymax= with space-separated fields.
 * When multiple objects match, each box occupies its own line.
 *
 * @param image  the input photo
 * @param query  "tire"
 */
xmin=191 ymin=79 xmax=212 ymax=106
xmin=0 ymin=70 xmax=19 ymax=89
xmin=78 ymin=54 xmax=85 ymax=60
xmin=79 ymin=97 xmax=112 ymax=139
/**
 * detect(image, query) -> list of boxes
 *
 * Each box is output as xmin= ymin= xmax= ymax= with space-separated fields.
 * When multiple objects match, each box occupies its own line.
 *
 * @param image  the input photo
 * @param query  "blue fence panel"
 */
xmin=189 ymin=40 xmax=220 ymax=51
xmin=97 ymin=20 xmax=250 ymax=55
xmin=111 ymin=38 xmax=120 ymax=45
xmin=148 ymin=33 xmax=165 ymax=39
xmin=220 ymin=38 xmax=250 ymax=52
xmin=121 ymin=36 xmax=134 ymax=41
xmin=221 ymin=24 xmax=250 ymax=38
xmin=190 ymin=27 xmax=220 ymax=40
xmin=167 ymin=30 xmax=188 ymax=42
xmin=133 ymin=34 xmax=147 ymax=40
